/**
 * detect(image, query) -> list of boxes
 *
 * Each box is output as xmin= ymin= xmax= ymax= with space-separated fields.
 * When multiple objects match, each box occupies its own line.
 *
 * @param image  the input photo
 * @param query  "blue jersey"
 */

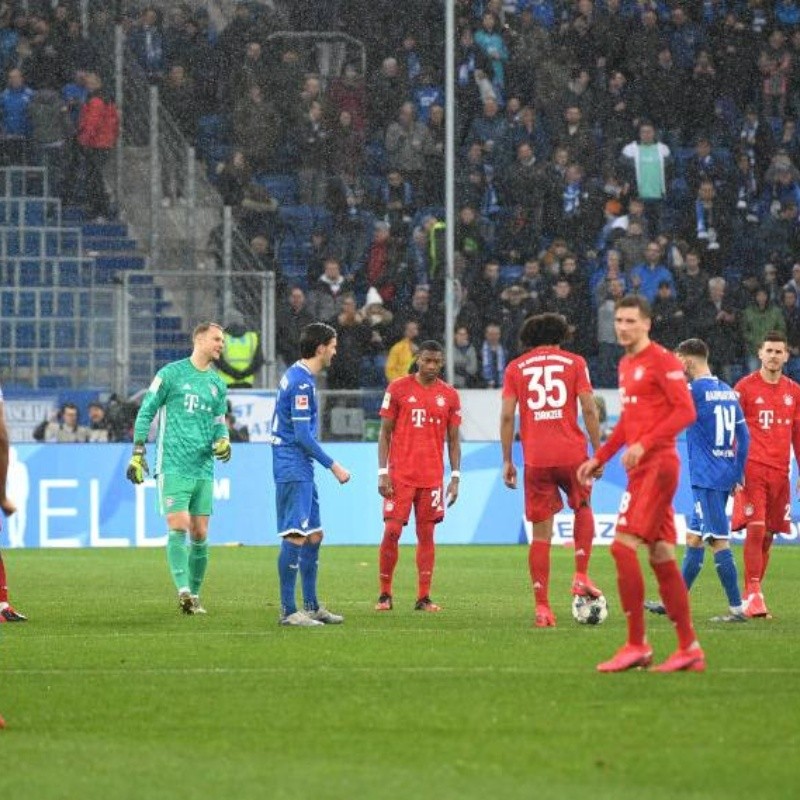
xmin=686 ymin=375 xmax=750 ymax=491
xmin=270 ymin=361 xmax=333 ymax=483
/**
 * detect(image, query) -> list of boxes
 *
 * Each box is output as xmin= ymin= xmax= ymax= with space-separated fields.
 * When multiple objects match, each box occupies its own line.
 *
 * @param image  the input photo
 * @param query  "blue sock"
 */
xmin=714 ymin=548 xmax=742 ymax=610
xmin=278 ymin=539 xmax=302 ymax=616
xmin=300 ymin=539 xmax=321 ymax=612
xmin=681 ymin=546 xmax=705 ymax=590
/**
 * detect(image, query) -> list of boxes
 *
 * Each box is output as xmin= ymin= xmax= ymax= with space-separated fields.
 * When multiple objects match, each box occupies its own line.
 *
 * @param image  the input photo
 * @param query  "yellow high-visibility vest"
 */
xmin=220 ymin=332 xmax=258 ymax=387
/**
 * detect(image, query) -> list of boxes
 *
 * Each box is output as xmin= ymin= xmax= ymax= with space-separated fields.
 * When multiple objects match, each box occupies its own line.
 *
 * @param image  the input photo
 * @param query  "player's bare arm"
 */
xmin=578 ymin=392 xmax=604 ymax=478
xmin=577 ymin=457 xmax=603 ymax=485
xmin=621 ymin=442 xmax=645 ymax=470
xmin=446 ymin=423 xmax=461 ymax=506
xmin=500 ymin=395 xmax=518 ymax=489
xmin=377 ymin=417 xmax=395 ymax=497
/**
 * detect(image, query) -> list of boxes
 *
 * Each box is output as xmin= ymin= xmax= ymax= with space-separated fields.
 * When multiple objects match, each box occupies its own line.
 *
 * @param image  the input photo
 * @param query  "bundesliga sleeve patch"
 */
xmin=381 ymin=392 xmax=391 ymax=410
xmin=148 ymin=376 xmax=162 ymax=393
xmin=295 ymin=394 xmax=309 ymax=410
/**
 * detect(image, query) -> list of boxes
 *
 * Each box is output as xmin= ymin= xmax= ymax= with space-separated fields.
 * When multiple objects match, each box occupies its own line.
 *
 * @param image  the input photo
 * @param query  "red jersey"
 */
xmin=596 ymin=342 xmax=695 ymax=465
xmin=734 ymin=371 xmax=800 ymax=473
xmin=502 ymin=346 xmax=593 ymax=467
xmin=380 ymin=375 xmax=461 ymax=487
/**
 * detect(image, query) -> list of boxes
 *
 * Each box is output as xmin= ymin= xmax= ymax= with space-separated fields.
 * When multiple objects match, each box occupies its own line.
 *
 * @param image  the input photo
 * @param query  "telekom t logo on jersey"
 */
xmin=184 ymin=393 xmax=200 ymax=413
xmin=758 ymin=409 xmax=774 ymax=429
xmin=411 ymin=408 xmax=426 ymax=427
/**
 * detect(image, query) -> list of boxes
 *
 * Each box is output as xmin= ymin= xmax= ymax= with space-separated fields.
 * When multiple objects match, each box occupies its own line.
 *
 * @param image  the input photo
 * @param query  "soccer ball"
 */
xmin=571 ymin=594 xmax=608 ymax=625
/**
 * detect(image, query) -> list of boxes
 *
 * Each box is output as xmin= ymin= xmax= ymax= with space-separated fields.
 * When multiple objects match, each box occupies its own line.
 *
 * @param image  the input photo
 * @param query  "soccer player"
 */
xmin=0 ymin=381 xmax=25 ymax=623
xmin=127 ymin=322 xmax=231 ymax=615
xmin=376 ymin=340 xmax=461 ymax=612
xmin=271 ymin=322 xmax=351 ymax=627
xmin=578 ymin=295 xmax=704 ymax=673
xmin=731 ymin=331 xmax=800 ymax=618
xmin=500 ymin=313 xmax=604 ymax=628
xmin=644 ymin=338 xmax=750 ymax=622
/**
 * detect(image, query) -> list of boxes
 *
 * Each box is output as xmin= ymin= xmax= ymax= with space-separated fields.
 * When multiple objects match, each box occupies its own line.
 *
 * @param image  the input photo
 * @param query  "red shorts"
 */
xmin=383 ymin=481 xmax=445 ymax=525
xmin=523 ymin=463 xmax=591 ymax=524
xmin=731 ymin=462 xmax=790 ymax=534
xmin=615 ymin=451 xmax=679 ymax=544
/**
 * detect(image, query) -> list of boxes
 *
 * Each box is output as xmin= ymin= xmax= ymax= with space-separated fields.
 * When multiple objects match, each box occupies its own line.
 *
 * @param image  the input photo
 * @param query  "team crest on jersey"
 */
xmin=295 ymin=394 xmax=309 ymax=410
xmin=165 ymin=497 xmax=174 ymax=508
xmin=385 ymin=501 xmax=395 ymax=512
xmin=633 ymin=367 xmax=645 ymax=381
xmin=211 ymin=386 xmax=218 ymax=397
xmin=744 ymin=504 xmax=755 ymax=517
xmin=785 ymin=394 xmax=793 ymax=406
xmin=436 ymin=395 xmax=446 ymax=407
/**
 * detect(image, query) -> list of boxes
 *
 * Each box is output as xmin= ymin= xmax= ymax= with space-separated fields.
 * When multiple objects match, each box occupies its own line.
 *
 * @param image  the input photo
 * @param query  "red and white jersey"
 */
xmin=596 ymin=342 xmax=695 ymax=465
xmin=502 ymin=346 xmax=593 ymax=467
xmin=380 ymin=375 xmax=461 ymax=488
xmin=734 ymin=371 xmax=800 ymax=473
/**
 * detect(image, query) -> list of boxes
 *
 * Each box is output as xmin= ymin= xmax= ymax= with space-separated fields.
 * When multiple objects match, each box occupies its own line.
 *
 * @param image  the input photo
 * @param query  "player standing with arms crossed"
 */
xmin=578 ymin=296 xmax=703 ymax=672
xmin=0 ymin=380 xmax=25 ymax=623
xmin=270 ymin=322 xmax=351 ymax=626
xmin=645 ymin=338 xmax=750 ymax=621
xmin=127 ymin=322 xmax=231 ymax=615
xmin=731 ymin=331 xmax=800 ymax=618
xmin=376 ymin=340 xmax=461 ymax=612
xmin=500 ymin=313 xmax=604 ymax=627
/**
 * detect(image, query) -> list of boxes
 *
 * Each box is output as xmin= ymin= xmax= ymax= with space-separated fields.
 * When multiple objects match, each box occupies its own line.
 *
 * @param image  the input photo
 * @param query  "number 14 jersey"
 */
xmin=502 ymin=346 xmax=593 ymax=468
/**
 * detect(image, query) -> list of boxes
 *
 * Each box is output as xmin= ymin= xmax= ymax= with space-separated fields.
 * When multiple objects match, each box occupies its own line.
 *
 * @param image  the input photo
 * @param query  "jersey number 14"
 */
xmin=713 ymin=404 xmax=736 ymax=447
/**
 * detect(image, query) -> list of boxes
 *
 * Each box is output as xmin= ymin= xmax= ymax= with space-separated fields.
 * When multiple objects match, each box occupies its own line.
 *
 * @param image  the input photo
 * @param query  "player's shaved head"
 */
xmin=676 ymin=338 xmax=709 ymax=360
xmin=300 ymin=322 xmax=337 ymax=358
xmin=418 ymin=339 xmax=444 ymax=354
xmin=519 ymin=313 xmax=568 ymax=349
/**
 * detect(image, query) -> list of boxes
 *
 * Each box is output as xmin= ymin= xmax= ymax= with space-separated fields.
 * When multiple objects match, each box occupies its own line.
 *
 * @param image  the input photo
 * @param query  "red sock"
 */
xmin=761 ymin=533 xmax=774 ymax=582
xmin=0 ymin=550 xmax=8 ymax=604
xmin=652 ymin=559 xmax=697 ymax=651
xmin=610 ymin=540 xmax=645 ymax=646
xmin=415 ymin=521 xmax=436 ymax=599
xmin=743 ymin=522 xmax=765 ymax=590
xmin=529 ymin=540 xmax=551 ymax=606
xmin=379 ymin=521 xmax=403 ymax=596
xmin=572 ymin=504 xmax=595 ymax=576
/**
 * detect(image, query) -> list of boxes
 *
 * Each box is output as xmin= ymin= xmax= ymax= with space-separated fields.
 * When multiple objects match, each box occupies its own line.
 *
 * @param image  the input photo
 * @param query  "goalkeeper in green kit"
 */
xmin=127 ymin=322 xmax=232 ymax=614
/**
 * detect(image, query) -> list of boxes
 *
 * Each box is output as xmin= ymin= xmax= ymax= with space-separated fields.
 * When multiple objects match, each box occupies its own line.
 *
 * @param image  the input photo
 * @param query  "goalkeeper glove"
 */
xmin=213 ymin=439 xmax=231 ymax=462
xmin=126 ymin=444 xmax=149 ymax=484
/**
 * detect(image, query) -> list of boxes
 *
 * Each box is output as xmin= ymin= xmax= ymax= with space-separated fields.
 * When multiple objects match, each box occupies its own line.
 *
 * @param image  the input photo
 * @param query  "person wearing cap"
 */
xmin=215 ymin=315 xmax=264 ymax=389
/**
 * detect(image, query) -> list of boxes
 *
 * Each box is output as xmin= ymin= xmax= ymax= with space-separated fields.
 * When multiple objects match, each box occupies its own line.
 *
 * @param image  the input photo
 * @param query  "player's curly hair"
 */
xmin=300 ymin=322 xmax=337 ymax=358
xmin=519 ymin=313 xmax=568 ymax=349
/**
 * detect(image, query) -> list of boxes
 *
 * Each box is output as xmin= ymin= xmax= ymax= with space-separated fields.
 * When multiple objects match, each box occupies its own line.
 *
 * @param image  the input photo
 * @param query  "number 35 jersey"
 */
xmin=502 ymin=346 xmax=593 ymax=468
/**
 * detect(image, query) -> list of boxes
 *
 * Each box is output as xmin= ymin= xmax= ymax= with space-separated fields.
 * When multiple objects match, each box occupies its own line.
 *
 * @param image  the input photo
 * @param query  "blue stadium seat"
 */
xmin=39 ymin=374 xmax=72 ymax=389
xmin=15 ymin=322 xmax=36 ymax=347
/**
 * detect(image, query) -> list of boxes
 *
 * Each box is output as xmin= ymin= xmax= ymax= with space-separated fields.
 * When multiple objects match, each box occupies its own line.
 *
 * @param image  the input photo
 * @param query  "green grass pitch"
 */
xmin=1 ymin=545 xmax=798 ymax=799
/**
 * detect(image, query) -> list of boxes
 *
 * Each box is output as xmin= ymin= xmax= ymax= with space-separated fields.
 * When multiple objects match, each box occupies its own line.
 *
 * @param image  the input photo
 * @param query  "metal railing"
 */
xmin=0 ymin=166 xmax=49 ymax=198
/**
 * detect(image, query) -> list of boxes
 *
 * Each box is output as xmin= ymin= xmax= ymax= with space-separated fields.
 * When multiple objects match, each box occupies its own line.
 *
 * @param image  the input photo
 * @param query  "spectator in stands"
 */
xmin=651 ymin=280 xmax=686 ymax=351
xmin=160 ymin=64 xmax=198 ymax=204
xmin=34 ymin=403 xmax=90 ymax=443
xmin=452 ymin=324 xmax=480 ymax=389
xmin=215 ymin=315 xmax=265 ymax=389
xmin=630 ymin=240 xmax=675 ymax=303
xmin=470 ymin=259 xmax=504 ymax=329
xmin=741 ymin=286 xmax=787 ymax=372
xmin=757 ymin=199 xmax=800 ymax=270
xmin=225 ymin=401 xmax=250 ymax=443
xmin=307 ymin=256 xmax=351 ymax=322
xmin=543 ymin=161 xmax=602 ymax=253
xmin=295 ymin=99 xmax=331 ymax=206
xmin=413 ymin=68 xmax=444 ymax=124
xmin=276 ymin=286 xmax=314 ymax=370
xmin=683 ymin=179 xmax=733 ymax=274
xmin=329 ymin=110 xmax=364 ymax=179
xmin=596 ymin=276 xmax=626 ymax=387
xmin=668 ymin=5 xmax=706 ymax=72
xmin=499 ymin=284 xmax=537 ymax=360
xmin=474 ymin=10 xmax=508 ymax=99
xmin=380 ymin=168 xmax=415 ymax=237
xmin=455 ymin=204 xmax=486 ymax=275
xmin=368 ymin=56 xmax=408 ymax=137
xmin=357 ymin=220 xmax=408 ymax=307
xmin=696 ymin=276 xmax=743 ymax=384
xmin=385 ymin=319 xmax=419 ymax=382
xmin=329 ymin=63 xmax=366 ymax=136
xmin=783 ymin=262 xmax=800 ymax=301
xmin=685 ymin=135 xmax=730 ymax=198
xmin=228 ymin=40 xmax=270 ymax=107
xmin=87 ymin=401 xmax=110 ymax=443
xmin=385 ymin=101 xmax=433 ymax=200
xmin=503 ymin=141 xmax=541 ymax=216
xmin=327 ymin=294 xmax=373 ymax=390
xmin=554 ymin=105 xmax=596 ymax=174
xmin=28 ymin=85 xmax=69 ymax=196
xmin=480 ymin=321 xmax=507 ymax=389
xmin=676 ymin=249 xmax=710 ymax=318
xmin=128 ymin=6 xmax=166 ymax=81
xmin=394 ymin=284 xmax=441 ymax=344
xmin=738 ymin=102 xmax=775 ymax=180
xmin=77 ymin=71 xmax=117 ymax=222
xmin=360 ymin=287 xmax=393 ymax=386
xmin=762 ymin=262 xmax=783 ymax=304
xmin=545 ymin=276 xmax=592 ymax=356
xmin=781 ymin=286 xmax=800 ymax=381
xmin=0 ymin=67 xmax=33 ymax=165
xmin=425 ymin=103 xmax=445 ymax=204
xmin=621 ymin=121 xmax=672 ymax=235
xmin=233 ymin=83 xmax=280 ymax=174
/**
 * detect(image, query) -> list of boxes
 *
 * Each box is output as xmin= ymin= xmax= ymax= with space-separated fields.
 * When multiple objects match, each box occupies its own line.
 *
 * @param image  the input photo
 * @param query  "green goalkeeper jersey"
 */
xmin=133 ymin=358 xmax=229 ymax=479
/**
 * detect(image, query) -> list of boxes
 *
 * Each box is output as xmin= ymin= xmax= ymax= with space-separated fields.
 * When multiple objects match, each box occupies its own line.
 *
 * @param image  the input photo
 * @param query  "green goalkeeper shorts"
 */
xmin=157 ymin=475 xmax=214 ymax=516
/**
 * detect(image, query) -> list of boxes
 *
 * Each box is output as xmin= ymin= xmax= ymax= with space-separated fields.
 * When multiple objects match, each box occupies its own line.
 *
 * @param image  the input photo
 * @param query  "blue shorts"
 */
xmin=276 ymin=481 xmax=321 ymax=538
xmin=688 ymin=487 xmax=731 ymax=540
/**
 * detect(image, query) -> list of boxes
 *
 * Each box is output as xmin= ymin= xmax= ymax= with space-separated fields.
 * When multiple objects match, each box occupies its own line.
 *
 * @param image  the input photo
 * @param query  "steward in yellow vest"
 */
xmin=215 ymin=320 xmax=265 ymax=388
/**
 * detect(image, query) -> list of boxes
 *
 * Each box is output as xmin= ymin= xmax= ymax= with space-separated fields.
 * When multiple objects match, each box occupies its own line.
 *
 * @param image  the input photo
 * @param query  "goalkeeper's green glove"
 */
xmin=126 ymin=444 xmax=149 ymax=484
xmin=213 ymin=439 xmax=232 ymax=462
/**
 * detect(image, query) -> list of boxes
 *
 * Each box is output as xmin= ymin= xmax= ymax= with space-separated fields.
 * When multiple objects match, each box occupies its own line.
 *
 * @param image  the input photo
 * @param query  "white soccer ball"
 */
xmin=571 ymin=594 xmax=608 ymax=625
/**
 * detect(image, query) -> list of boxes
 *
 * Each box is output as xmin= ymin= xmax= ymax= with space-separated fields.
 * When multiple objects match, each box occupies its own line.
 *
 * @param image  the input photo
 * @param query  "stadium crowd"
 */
xmin=5 ymin=1 xmax=800 ymax=389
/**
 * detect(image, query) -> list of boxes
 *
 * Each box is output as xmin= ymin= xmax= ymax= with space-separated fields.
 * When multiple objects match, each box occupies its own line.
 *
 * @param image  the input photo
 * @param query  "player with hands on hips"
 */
xmin=376 ymin=340 xmax=461 ymax=613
